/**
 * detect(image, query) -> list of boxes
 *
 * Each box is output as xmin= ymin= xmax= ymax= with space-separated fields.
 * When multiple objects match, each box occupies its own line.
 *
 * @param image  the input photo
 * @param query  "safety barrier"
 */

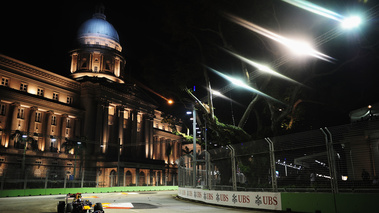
xmin=178 ymin=187 xmax=379 ymax=213
xmin=0 ymin=185 xmax=178 ymax=197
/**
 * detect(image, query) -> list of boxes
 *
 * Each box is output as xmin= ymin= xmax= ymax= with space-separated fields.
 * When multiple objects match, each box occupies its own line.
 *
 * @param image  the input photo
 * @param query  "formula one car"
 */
xmin=57 ymin=193 xmax=104 ymax=213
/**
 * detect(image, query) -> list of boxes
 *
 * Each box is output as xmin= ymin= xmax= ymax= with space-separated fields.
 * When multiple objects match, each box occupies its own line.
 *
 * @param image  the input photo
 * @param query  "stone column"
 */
xmin=147 ymin=115 xmax=154 ymax=159
xmin=59 ymin=114 xmax=68 ymax=152
xmin=74 ymin=118 xmax=81 ymax=138
xmin=27 ymin=106 xmax=38 ymax=134
xmin=160 ymin=138 xmax=166 ymax=161
xmin=143 ymin=115 xmax=151 ymax=158
xmin=7 ymin=102 xmax=20 ymax=147
xmin=44 ymin=110 xmax=53 ymax=152
xmin=131 ymin=110 xmax=138 ymax=154
xmin=156 ymin=137 xmax=161 ymax=160
xmin=116 ymin=106 xmax=124 ymax=154
xmin=172 ymin=141 xmax=176 ymax=164
xmin=102 ymin=103 xmax=109 ymax=153
xmin=70 ymin=53 xmax=78 ymax=73
xmin=95 ymin=102 xmax=103 ymax=154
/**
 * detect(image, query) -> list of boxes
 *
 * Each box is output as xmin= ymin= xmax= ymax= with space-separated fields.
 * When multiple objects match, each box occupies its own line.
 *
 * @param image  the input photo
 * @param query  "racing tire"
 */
xmin=65 ymin=203 xmax=73 ymax=213
xmin=94 ymin=203 xmax=103 ymax=211
xmin=57 ymin=201 xmax=65 ymax=213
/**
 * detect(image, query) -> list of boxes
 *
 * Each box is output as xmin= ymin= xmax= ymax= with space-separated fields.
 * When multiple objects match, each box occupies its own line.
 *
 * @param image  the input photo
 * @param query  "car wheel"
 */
xmin=94 ymin=203 xmax=103 ymax=211
xmin=57 ymin=201 xmax=65 ymax=213
xmin=65 ymin=203 xmax=73 ymax=213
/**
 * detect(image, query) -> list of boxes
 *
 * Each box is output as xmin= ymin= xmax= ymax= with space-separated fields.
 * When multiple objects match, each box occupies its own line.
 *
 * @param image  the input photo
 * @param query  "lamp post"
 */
xmin=192 ymin=106 xmax=197 ymax=188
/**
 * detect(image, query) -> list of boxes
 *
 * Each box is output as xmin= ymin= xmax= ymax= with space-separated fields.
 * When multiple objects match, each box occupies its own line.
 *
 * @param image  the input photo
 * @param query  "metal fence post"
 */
xmin=23 ymin=172 xmax=27 ymax=189
xmin=81 ymin=168 xmax=85 ymax=188
xmin=265 ymin=138 xmax=278 ymax=192
xmin=227 ymin=145 xmax=237 ymax=191
xmin=44 ymin=170 xmax=48 ymax=189
xmin=206 ymin=151 xmax=212 ymax=190
xmin=325 ymin=127 xmax=339 ymax=193
xmin=64 ymin=174 xmax=67 ymax=188
xmin=320 ymin=127 xmax=339 ymax=193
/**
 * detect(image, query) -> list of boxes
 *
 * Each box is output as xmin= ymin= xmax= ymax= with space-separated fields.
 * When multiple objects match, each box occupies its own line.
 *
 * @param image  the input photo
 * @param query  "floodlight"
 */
xmin=341 ymin=16 xmax=362 ymax=29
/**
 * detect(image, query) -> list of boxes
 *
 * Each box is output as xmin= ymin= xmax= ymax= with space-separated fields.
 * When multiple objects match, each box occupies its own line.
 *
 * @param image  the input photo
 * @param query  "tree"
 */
xmin=138 ymin=0 xmax=377 ymax=144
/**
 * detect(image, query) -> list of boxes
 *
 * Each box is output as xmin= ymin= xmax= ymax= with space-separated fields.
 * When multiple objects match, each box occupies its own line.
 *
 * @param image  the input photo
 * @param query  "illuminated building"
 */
xmin=0 ymin=7 xmax=182 ymax=187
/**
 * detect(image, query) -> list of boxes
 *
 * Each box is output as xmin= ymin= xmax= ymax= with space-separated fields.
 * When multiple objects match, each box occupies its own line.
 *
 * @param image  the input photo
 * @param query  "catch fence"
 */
xmin=0 ymin=168 xmax=99 ymax=190
xmin=178 ymin=120 xmax=379 ymax=193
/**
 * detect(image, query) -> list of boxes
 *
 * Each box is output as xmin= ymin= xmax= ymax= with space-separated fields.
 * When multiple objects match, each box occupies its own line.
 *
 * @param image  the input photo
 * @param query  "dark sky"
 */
xmin=2 ymin=0 xmax=379 ymax=134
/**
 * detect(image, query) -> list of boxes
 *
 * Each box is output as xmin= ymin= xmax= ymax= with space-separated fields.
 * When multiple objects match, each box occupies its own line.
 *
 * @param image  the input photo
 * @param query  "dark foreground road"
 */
xmin=0 ymin=191 xmax=273 ymax=213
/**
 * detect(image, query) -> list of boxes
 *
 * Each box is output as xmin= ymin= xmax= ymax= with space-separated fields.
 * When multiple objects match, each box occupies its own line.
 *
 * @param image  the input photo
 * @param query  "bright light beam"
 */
xmin=224 ymin=13 xmax=335 ymax=62
xmin=206 ymin=66 xmax=283 ymax=103
xmin=282 ymin=0 xmax=343 ymax=21
xmin=282 ymin=0 xmax=363 ymax=30
xmin=210 ymin=89 xmax=245 ymax=107
xmin=222 ymin=48 xmax=303 ymax=85
xmin=132 ymin=78 xmax=174 ymax=105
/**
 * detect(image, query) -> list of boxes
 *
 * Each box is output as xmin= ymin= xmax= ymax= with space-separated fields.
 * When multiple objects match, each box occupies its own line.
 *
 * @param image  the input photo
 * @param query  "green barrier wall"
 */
xmin=0 ymin=186 xmax=178 ymax=197
xmin=281 ymin=192 xmax=379 ymax=213
xmin=281 ymin=193 xmax=336 ymax=213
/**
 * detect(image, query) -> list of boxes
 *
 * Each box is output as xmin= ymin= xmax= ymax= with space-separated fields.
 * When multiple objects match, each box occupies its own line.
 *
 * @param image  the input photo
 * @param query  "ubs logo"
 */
xmin=255 ymin=195 xmax=278 ymax=206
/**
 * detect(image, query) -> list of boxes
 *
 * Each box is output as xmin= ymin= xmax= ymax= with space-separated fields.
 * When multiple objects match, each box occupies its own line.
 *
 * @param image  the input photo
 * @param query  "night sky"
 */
xmin=2 ymin=0 xmax=379 ymax=135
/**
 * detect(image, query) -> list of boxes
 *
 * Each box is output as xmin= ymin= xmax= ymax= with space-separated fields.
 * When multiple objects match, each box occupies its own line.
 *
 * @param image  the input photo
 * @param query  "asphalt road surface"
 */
xmin=0 ymin=191 xmax=272 ymax=213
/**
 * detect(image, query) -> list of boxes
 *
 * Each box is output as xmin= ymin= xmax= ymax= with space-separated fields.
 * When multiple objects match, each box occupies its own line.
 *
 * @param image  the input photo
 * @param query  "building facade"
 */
xmin=0 ymin=8 xmax=182 ymax=187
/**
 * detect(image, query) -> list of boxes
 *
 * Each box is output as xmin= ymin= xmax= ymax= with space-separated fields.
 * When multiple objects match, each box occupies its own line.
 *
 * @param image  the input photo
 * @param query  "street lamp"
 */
xmin=341 ymin=16 xmax=362 ymax=29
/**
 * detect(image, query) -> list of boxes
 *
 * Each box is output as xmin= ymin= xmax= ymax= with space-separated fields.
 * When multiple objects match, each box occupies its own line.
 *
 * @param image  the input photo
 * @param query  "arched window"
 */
xmin=109 ymin=170 xmax=117 ymax=187
xmin=139 ymin=171 xmax=145 ymax=186
xmin=125 ymin=170 xmax=133 ymax=186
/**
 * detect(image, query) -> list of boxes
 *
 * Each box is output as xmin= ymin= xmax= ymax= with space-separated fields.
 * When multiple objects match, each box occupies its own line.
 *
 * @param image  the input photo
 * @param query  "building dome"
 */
xmin=77 ymin=14 xmax=119 ymax=43
xmin=70 ymin=7 xmax=126 ymax=83
xmin=77 ymin=9 xmax=122 ymax=52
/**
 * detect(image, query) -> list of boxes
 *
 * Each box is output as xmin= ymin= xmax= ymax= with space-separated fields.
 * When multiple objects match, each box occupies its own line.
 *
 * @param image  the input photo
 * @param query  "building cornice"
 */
xmin=0 ymin=86 xmax=83 ymax=116
xmin=0 ymin=54 xmax=81 ymax=91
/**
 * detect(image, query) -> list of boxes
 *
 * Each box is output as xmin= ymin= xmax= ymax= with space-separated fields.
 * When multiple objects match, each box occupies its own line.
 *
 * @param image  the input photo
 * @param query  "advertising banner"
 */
xmin=178 ymin=187 xmax=281 ymax=210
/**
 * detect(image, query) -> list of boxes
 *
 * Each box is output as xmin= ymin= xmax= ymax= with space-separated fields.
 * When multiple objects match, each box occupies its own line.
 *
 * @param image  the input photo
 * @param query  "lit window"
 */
xmin=81 ymin=58 xmax=87 ymax=68
xmin=1 ymin=77 xmax=9 ymax=86
xmin=17 ymin=108 xmax=24 ymax=119
xmin=51 ymin=115 xmax=57 ymax=125
xmin=0 ymin=104 xmax=6 ymax=116
xmin=66 ymin=119 xmax=71 ymax=128
xmin=37 ymin=88 xmax=44 ymax=97
xmin=53 ymin=92 xmax=59 ymax=101
xmin=35 ymin=112 xmax=41 ymax=122
xmin=67 ymin=96 xmax=73 ymax=104
xmin=105 ymin=60 xmax=111 ymax=70
xmin=20 ymin=83 xmax=28 ymax=92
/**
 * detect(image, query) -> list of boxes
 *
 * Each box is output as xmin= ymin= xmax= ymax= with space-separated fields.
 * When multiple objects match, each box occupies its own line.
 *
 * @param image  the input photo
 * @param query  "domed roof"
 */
xmin=77 ymin=13 xmax=119 ymax=43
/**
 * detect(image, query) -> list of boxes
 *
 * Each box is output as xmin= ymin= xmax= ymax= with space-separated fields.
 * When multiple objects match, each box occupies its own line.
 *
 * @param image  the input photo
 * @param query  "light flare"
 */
xmin=341 ymin=16 xmax=362 ymax=29
xmin=133 ymin=78 xmax=174 ymax=105
xmin=282 ymin=0 xmax=343 ymax=21
xmin=282 ymin=0 xmax=363 ymax=29
xmin=206 ymin=66 xmax=282 ymax=103
xmin=222 ymin=48 xmax=302 ymax=85
xmin=224 ymin=13 xmax=335 ymax=62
